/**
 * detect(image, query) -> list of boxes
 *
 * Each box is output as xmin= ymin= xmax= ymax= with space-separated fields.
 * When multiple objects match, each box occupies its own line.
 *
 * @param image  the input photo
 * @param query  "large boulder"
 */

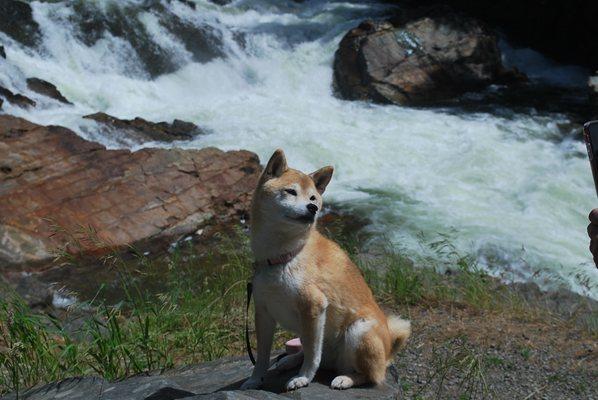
xmin=0 ymin=116 xmax=261 ymax=268
xmin=83 ymin=112 xmax=205 ymax=143
xmin=333 ymin=8 xmax=523 ymax=105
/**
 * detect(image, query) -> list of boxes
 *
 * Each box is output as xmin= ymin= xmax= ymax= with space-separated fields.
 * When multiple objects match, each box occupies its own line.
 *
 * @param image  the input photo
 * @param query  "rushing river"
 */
xmin=0 ymin=0 xmax=596 ymax=298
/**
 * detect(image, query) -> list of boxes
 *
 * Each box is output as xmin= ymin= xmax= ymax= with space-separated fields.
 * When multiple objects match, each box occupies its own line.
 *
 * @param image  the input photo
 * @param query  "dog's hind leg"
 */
xmin=330 ymin=373 xmax=367 ymax=390
xmin=354 ymin=328 xmax=388 ymax=386
xmin=336 ymin=317 xmax=387 ymax=389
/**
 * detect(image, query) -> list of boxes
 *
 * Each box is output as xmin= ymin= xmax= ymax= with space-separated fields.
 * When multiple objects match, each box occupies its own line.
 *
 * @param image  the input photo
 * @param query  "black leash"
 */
xmin=245 ymin=281 xmax=256 ymax=365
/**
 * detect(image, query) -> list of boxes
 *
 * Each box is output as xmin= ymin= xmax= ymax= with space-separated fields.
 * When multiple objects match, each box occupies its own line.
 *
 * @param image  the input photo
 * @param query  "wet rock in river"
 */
xmin=83 ymin=112 xmax=205 ymax=143
xmin=0 ymin=0 xmax=41 ymax=47
xmin=27 ymin=78 xmax=73 ymax=105
xmin=333 ymin=7 xmax=525 ymax=106
xmin=68 ymin=0 xmax=224 ymax=78
xmin=0 ymin=85 xmax=36 ymax=108
xmin=159 ymin=14 xmax=225 ymax=64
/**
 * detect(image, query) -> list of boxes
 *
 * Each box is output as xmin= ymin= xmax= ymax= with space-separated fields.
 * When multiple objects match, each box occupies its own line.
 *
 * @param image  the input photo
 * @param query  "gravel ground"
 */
xmin=391 ymin=302 xmax=596 ymax=399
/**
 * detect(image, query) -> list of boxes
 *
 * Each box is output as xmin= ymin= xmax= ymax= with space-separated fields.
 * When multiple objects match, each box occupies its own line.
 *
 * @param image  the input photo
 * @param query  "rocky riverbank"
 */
xmin=2 ymin=274 xmax=596 ymax=400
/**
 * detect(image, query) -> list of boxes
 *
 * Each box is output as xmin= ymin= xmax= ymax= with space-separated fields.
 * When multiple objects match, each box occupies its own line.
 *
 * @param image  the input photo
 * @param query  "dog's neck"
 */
xmin=250 ymin=210 xmax=314 ymax=262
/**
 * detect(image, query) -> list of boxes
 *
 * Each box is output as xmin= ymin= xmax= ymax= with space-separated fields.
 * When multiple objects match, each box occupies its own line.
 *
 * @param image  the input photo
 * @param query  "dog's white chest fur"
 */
xmin=253 ymin=260 xmax=304 ymax=333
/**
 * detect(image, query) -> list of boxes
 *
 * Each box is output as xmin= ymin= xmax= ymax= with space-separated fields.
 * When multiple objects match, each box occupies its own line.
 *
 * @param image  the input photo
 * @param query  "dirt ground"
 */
xmin=392 ymin=301 xmax=597 ymax=399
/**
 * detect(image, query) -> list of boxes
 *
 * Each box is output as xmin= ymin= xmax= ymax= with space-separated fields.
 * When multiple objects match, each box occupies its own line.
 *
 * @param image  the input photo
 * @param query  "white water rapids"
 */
xmin=0 ymin=0 xmax=596 ymax=298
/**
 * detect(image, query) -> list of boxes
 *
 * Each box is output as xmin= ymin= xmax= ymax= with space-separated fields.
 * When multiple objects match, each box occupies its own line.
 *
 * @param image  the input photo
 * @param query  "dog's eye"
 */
xmin=310 ymin=195 xmax=316 ymax=201
xmin=285 ymin=189 xmax=297 ymax=196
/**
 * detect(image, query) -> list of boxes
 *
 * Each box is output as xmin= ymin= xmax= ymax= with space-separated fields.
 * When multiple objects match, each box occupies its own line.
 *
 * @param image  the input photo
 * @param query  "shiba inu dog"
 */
xmin=241 ymin=149 xmax=410 ymax=391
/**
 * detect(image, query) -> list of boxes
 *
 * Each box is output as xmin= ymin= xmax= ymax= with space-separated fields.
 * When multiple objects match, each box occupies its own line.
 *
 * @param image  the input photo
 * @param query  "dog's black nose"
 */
xmin=306 ymin=203 xmax=318 ymax=215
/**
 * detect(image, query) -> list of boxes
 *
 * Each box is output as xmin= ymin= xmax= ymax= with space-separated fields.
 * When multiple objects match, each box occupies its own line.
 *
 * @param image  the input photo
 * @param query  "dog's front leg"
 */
xmin=241 ymin=304 xmax=275 ymax=390
xmin=286 ymin=289 xmax=328 ymax=391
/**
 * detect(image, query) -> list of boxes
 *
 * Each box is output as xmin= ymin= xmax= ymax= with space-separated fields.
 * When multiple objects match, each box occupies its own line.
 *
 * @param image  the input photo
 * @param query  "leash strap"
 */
xmin=245 ymin=281 xmax=256 ymax=365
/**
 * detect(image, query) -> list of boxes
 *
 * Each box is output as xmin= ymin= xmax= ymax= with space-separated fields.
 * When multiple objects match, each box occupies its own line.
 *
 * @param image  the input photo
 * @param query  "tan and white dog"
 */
xmin=241 ymin=149 xmax=410 ymax=391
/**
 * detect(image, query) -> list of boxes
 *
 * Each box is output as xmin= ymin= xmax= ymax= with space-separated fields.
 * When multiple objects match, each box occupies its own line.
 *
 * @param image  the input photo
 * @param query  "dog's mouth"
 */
xmin=287 ymin=214 xmax=315 ymax=224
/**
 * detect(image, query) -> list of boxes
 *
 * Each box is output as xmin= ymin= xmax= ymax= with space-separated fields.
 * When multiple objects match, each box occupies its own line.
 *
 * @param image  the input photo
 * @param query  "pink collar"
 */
xmin=255 ymin=244 xmax=305 ymax=267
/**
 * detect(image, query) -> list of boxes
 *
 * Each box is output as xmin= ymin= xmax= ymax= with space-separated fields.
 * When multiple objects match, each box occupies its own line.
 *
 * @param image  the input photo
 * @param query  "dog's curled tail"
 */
xmin=387 ymin=315 xmax=411 ymax=356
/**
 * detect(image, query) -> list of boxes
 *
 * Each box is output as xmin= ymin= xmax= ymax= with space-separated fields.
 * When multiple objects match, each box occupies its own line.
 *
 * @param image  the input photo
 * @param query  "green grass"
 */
xmin=0 ymin=229 xmax=255 ymax=396
xmin=357 ymin=240 xmax=525 ymax=314
xmin=0 ymin=224 xmax=572 ymax=396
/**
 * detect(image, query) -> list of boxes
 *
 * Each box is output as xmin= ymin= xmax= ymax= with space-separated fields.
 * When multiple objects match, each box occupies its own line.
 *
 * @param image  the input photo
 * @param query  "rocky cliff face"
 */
xmin=0 ymin=116 xmax=261 ymax=268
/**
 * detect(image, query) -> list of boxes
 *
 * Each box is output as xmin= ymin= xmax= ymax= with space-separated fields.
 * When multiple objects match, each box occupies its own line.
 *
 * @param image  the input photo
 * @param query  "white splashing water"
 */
xmin=0 ymin=0 xmax=596 ymax=298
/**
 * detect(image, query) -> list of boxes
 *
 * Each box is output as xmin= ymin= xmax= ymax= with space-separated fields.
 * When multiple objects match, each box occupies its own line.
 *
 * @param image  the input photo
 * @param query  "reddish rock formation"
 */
xmin=0 ymin=115 xmax=261 ymax=267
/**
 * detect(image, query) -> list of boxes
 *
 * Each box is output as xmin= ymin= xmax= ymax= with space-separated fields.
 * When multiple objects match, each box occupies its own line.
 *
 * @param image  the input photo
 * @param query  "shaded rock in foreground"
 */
xmin=333 ymin=8 xmax=525 ymax=105
xmin=0 ymin=85 xmax=36 ymax=108
xmin=83 ymin=112 xmax=205 ymax=143
xmin=0 ymin=115 xmax=260 ymax=268
xmin=0 ymin=273 xmax=53 ymax=309
xmin=0 ymin=45 xmax=6 ymax=59
xmin=26 ymin=78 xmax=73 ymax=105
xmin=2 ymin=357 xmax=400 ymax=399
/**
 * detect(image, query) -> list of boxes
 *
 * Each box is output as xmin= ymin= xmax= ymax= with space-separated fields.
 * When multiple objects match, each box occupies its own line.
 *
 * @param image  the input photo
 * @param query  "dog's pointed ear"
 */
xmin=309 ymin=166 xmax=334 ymax=194
xmin=263 ymin=149 xmax=288 ymax=179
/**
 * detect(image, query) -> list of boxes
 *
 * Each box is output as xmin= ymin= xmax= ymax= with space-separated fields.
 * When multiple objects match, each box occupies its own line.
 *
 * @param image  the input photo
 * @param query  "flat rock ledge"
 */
xmin=0 ymin=115 xmax=261 ymax=268
xmin=0 ymin=357 xmax=401 ymax=400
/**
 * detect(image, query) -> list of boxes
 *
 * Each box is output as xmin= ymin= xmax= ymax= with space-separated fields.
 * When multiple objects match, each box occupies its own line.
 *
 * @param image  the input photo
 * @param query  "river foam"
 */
xmin=0 ymin=0 xmax=596 ymax=298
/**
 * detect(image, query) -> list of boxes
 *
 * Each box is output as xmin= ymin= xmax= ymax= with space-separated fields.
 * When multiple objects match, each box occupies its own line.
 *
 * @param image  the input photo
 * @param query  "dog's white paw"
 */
xmin=240 ymin=377 xmax=262 ymax=390
xmin=272 ymin=352 xmax=303 ymax=371
xmin=285 ymin=376 xmax=310 ymax=391
xmin=330 ymin=375 xmax=355 ymax=390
